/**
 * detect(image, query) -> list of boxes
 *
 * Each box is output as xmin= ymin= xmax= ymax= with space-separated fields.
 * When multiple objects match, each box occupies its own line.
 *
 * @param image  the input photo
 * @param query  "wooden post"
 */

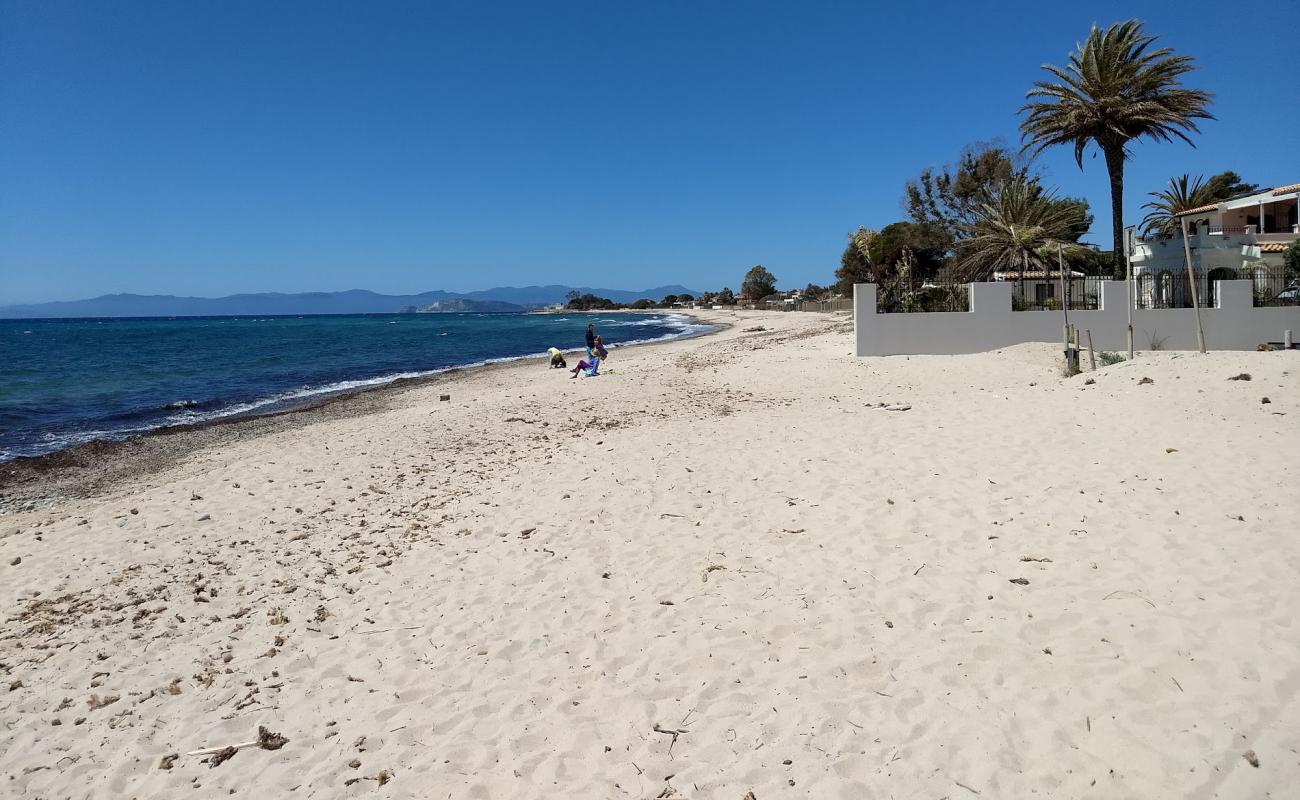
xmin=1058 ymin=243 xmax=1069 ymax=353
xmin=1179 ymin=217 xmax=1207 ymax=353
xmin=1086 ymin=329 xmax=1097 ymax=370
xmin=1124 ymin=226 xmax=1135 ymax=360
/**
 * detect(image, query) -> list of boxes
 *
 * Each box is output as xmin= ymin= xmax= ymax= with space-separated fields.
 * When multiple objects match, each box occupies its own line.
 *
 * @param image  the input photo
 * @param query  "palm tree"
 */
xmin=955 ymin=177 xmax=1091 ymax=283
xmin=1139 ymin=174 xmax=1214 ymax=238
xmin=1020 ymin=20 xmax=1213 ymax=273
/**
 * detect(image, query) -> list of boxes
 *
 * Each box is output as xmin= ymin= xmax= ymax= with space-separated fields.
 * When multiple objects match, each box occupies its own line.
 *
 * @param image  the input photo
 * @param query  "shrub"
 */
xmin=1098 ymin=351 xmax=1126 ymax=365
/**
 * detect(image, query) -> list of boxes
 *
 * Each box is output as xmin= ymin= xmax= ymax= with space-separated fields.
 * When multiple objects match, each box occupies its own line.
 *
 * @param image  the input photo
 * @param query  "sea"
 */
xmin=0 ymin=312 xmax=711 ymax=462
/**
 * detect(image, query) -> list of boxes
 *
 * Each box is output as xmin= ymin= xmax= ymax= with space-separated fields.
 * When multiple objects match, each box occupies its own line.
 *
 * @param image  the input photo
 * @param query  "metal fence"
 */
xmin=1009 ymin=276 xmax=1112 ymax=311
xmin=875 ymin=281 xmax=970 ymax=313
xmin=793 ymin=298 xmax=854 ymax=313
xmin=1134 ymin=266 xmax=1297 ymax=309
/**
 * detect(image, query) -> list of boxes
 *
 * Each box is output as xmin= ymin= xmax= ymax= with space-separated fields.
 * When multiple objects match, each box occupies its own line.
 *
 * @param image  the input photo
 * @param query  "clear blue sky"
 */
xmin=2 ymin=0 xmax=1297 ymax=303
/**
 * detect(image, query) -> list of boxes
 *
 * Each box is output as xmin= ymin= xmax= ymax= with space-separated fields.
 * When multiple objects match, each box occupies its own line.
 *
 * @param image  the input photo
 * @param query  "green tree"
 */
xmin=869 ymin=222 xmax=950 ymax=280
xmin=1202 ymin=171 xmax=1259 ymax=201
xmin=740 ymin=266 xmax=777 ymax=302
xmin=630 ymin=298 xmax=654 ymax=310
xmin=1020 ymin=20 xmax=1214 ymax=274
xmin=716 ymin=287 xmax=736 ymax=305
xmin=1139 ymin=174 xmax=1215 ymax=238
xmin=955 ymin=177 xmax=1092 ymax=282
xmin=905 ymin=142 xmax=1032 ymax=240
xmin=660 ymin=294 xmax=679 ymax=306
xmin=835 ymin=227 xmax=876 ymax=296
xmin=1283 ymin=240 xmax=1300 ymax=283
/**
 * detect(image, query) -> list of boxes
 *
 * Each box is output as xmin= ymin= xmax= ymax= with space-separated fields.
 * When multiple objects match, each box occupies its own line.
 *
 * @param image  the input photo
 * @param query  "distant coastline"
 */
xmin=0 ymin=284 xmax=701 ymax=319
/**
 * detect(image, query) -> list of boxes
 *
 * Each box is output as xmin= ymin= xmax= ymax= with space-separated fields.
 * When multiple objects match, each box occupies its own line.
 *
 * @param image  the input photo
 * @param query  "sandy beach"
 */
xmin=2 ymin=309 xmax=1298 ymax=799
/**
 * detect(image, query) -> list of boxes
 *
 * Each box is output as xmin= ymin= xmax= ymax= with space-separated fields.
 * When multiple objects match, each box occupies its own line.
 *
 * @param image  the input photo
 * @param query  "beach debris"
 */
xmin=743 ymin=792 xmax=758 ymax=800
xmin=1165 ymin=448 xmax=1178 ymax=453
xmin=1019 ymin=556 xmax=1052 ymax=563
xmin=349 ymin=758 xmax=361 ymax=769
xmin=158 ymin=753 xmax=178 ymax=770
xmin=187 ymin=725 xmax=290 ymax=767
xmin=742 ymin=326 xmax=767 ymax=332
xmin=601 ymin=571 xmax=611 ymax=579
xmin=652 ymin=723 xmax=687 ymax=757
xmin=1261 ymin=397 xmax=1270 ymax=404
xmin=659 ymin=600 xmax=675 ymax=606
xmin=884 ymin=404 xmax=912 ymax=412
xmin=9 ymin=556 xmax=19 ymax=566
xmin=196 ymin=513 xmax=211 ymax=522
xmin=884 ymin=620 xmax=894 ymax=628
xmin=87 ymin=693 xmax=119 ymax=710
xmin=208 ymin=746 xmax=238 ymax=768
xmin=1228 ymin=373 xmax=1251 ymax=381
xmin=7 ymin=680 xmax=22 ymax=692
xmin=702 ymin=564 xmax=726 ymax=582
xmin=1008 ymin=578 xmax=1030 ymax=586
xmin=1137 ymin=377 xmax=1154 ymax=385
xmin=1102 ymin=590 xmax=1156 ymax=608
xmin=1243 ymin=750 xmax=1260 ymax=768
xmin=440 ymin=394 xmax=450 ymax=402
xmin=955 ymin=779 xmax=982 ymax=795
xmin=190 ymin=492 xmax=202 ymax=501
xmin=1083 ymin=378 xmax=1095 ymax=385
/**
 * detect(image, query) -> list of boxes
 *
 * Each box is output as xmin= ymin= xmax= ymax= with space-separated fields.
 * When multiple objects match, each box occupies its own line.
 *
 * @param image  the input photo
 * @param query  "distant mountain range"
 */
xmin=0 ymin=285 xmax=700 ymax=318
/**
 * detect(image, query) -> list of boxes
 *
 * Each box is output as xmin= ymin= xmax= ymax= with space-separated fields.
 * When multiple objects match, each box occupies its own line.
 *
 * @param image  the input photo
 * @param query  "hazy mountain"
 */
xmin=0 ymin=285 xmax=700 ymax=318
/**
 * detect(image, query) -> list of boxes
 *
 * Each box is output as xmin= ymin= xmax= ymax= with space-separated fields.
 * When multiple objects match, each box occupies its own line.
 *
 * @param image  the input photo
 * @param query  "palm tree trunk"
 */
xmin=1103 ymin=145 xmax=1126 ymax=277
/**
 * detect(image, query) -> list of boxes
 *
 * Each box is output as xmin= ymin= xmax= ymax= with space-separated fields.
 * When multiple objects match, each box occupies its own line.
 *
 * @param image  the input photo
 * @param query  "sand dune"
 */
xmin=2 ymin=310 xmax=1297 ymax=798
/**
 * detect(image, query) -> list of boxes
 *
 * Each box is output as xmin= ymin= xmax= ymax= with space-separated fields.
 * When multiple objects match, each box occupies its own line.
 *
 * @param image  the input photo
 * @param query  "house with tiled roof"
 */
xmin=1131 ymin=182 xmax=1298 ymax=307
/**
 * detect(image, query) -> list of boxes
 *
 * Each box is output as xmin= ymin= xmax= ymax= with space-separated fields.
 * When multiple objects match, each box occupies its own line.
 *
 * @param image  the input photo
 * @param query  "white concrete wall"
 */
xmin=853 ymin=280 xmax=1300 ymax=356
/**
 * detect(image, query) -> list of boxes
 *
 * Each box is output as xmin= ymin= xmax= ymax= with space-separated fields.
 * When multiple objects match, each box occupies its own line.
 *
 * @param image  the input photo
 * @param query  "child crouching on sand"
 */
xmin=548 ymin=347 xmax=567 ymax=369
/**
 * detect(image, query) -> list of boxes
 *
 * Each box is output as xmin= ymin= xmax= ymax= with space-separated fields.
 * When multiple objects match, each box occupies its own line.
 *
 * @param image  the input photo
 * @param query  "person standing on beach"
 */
xmin=585 ymin=323 xmax=596 ymax=358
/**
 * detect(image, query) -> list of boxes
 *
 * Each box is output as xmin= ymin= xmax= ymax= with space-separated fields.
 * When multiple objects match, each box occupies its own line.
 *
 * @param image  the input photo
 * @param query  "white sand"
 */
xmin=2 ymin=310 xmax=1298 ymax=799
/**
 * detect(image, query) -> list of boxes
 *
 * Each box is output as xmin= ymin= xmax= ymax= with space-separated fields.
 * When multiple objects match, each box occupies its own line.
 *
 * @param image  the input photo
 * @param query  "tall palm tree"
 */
xmin=955 ymin=178 xmax=1091 ymax=282
xmin=1139 ymin=174 xmax=1214 ymax=238
xmin=1020 ymin=20 xmax=1213 ymax=273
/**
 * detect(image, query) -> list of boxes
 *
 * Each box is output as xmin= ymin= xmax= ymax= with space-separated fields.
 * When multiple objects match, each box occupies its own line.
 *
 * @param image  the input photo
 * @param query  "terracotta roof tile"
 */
xmin=1272 ymin=182 xmax=1300 ymax=195
xmin=1175 ymin=202 xmax=1221 ymax=215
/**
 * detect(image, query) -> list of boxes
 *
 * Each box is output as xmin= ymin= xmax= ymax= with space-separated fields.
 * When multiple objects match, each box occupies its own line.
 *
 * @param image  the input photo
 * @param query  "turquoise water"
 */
xmin=0 ymin=312 xmax=708 ymax=461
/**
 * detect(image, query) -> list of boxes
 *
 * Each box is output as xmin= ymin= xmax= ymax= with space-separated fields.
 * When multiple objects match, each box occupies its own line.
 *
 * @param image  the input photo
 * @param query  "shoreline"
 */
xmin=0 ymin=310 xmax=730 ymax=508
xmin=2 ymin=311 xmax=1297 ymax=798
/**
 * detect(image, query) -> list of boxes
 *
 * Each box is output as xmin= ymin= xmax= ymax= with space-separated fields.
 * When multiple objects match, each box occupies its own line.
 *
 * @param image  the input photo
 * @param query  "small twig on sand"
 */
xmin=1101 ymin=590 xmax=1156 ymax=609
xmin=701 ymin=565 xmax=726 ymax=583
xmin=653 ymin=723 xmax=686 ymax=757
xmin=913 ymin=563 xmax=926 ymax=576
xmin=955 ymin=779 xmax=981 ymax=794
xmin=356 ymin=626 xmax=422 ymax=635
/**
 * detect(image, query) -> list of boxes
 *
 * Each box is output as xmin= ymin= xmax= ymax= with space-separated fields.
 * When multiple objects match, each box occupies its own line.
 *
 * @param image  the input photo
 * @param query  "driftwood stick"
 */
xmin=186 ymin=739 xmax=258 ymax=757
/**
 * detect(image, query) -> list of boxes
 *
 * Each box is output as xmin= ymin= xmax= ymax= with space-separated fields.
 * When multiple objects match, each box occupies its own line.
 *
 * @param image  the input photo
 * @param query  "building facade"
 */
xmin=1131 ymin=183 xmax=1298 ymax=307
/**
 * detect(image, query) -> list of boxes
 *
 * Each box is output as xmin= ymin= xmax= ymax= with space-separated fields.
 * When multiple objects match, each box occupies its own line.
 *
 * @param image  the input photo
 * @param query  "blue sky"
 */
xmin=2 ymin=0 xmax=1297 ymax=303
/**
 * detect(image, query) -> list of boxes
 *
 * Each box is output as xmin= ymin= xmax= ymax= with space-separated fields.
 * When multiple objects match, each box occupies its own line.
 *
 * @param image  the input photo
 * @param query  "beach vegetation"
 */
xmin=630 ymin=298 xmax=655 ymax=310
xmin=741 ymin=266 xmax=778 ymax=304
xmin=954 ymin=177 xmax=1092 ymax=282
xmin=1140 ymin=174 xmax=1214 ymax=238
xmin=1282 ymin=240 xmax=1300 ymax=283
xmin=566 ymin=293 xmax=619 ymax=310
xmin=1098 ymin=351 xmax=1127 ymax=365
xmin=1020 ymin=20 xmax=1214 ymax=275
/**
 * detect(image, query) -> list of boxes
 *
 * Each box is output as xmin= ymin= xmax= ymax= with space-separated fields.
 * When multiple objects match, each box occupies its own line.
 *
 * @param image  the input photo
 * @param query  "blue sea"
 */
xmin=0 ymin=312 xmax=709 ymax=461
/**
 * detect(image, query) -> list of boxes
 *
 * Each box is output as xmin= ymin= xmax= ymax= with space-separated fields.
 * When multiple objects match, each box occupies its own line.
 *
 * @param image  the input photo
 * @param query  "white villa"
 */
xmin=1131 ymin=182 xmax=1298 ymax=306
